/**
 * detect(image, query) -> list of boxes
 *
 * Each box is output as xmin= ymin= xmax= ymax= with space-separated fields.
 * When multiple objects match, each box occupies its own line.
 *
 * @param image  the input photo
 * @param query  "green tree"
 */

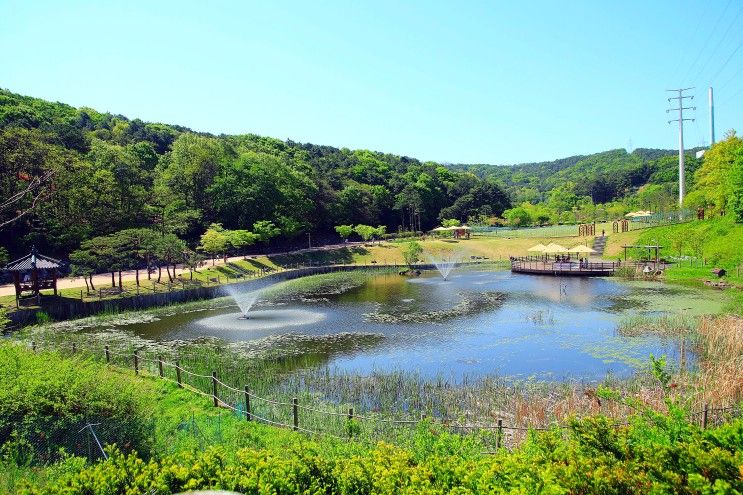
xmin=253 ymin=220 xmax=281 ymax=247
xmin=503 ymin=206 xmax=532 ymax=227
xmin=353 ymin=224 xmax=376 ymax=242
xmin=402 ymin=241 xmax=423 ymax=267
xmin=155 ymin=233 xmax=186 ymax=282
xmin=228 ymin=229 xmax=259 ymax=252
xmin=198 ymin=224 xmax=230 ymax=266
xmin=334 ymin=225 xmax=354 ymax=241
xmin=441 ymin=219 xmax=461 ymax=228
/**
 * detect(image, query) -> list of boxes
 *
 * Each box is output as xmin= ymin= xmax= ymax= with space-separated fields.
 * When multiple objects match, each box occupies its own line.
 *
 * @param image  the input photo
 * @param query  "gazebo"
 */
xmin=3 ymin=246 xmax=62 ymax=304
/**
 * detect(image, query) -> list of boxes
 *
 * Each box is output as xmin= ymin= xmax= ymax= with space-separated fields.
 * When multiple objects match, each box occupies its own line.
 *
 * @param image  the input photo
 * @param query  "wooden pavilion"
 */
xmin=3 ymin=246 xmax=62 ymax=304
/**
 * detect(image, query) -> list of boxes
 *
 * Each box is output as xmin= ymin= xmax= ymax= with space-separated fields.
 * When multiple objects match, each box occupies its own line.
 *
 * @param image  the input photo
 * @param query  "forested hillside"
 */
xmin=450 ymin=147 xmax=704 ymax=205
xmin=0 ymin=89 xmax=724 ymax=262
xmin=0 ymin=89 xmax=511 ymax=257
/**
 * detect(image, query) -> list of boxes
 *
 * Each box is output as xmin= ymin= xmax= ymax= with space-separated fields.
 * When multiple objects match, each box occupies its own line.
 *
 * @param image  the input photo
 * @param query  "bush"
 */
xmin=25 ymin=414 xmax=743 ymax=494
xmin=0 ymin=344 xmax=155 ymax=466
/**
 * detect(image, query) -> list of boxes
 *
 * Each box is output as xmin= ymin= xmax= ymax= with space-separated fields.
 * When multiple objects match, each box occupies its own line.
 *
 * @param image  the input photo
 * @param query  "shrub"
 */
xmin=0 ymin=344 xmax=155 ymax=466
xmin=25 ymin=414 xmax=743 ymax=494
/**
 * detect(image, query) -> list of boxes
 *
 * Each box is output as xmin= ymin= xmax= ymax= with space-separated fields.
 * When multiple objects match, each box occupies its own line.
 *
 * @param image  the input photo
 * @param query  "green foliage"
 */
xmin=441 ymin=218 xmax=461 ymax=227
xmin=24 ymin=414 xmax=743 ymax=494
xmin=402 ymin=241 xmax=423 ymax=267
xmin=353 ymin=224 xmax=377 ymax=242
xmin=198 ymin=223 xmax=229 ymax=260
xmin=252 ymin=220 xmax=281 ymax=245
xmin=334 ymin=224 xmax=354 ymax=240
xmin=0 ymin=344 xmax=154 ymax=467
xmin=0 ymin=89 xmax=515 ymax=256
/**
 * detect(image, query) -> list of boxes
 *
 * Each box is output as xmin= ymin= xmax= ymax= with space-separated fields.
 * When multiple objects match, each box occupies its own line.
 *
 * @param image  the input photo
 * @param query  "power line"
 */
xmin=666 ymin=88 xmax=695 ymax=206
xmin=691 ymin=2 xmax=743 ymax=85
xmin=709 ymin=37 xmax=743 ymax=82
xmin=682 ymin=0 xmax=733 ymax=84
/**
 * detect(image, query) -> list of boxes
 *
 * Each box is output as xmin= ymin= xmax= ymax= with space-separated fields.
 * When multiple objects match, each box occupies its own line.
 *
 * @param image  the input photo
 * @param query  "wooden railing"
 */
xmin=510 ymin=256 xmax=618 ymax=274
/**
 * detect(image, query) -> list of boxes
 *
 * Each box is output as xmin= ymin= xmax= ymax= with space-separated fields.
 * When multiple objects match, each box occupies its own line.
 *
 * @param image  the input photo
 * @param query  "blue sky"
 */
xmin=1 ymin=0 xmax=742 ymax=164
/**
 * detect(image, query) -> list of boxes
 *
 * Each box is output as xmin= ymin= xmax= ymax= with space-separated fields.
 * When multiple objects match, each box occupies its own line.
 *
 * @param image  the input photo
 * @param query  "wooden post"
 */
xmin=176 ymin=360 xmax=182 ymax=387
xmin=497 ymin=419 xmax=503 ymax=449
xmin=212 ymin=371 xmax=218 ymax=407
xmin=348 ymin=407 xmax=354 ymax=438
xmin=134 ymin=350 xmax=139 ymax=375
xmin=702 ymin=403 xmax=709 ymax=429
xmin=158 ymin=356 xmax=164 ymax=378
xmin=244 ymin=386 xmax=251 ymax=421
xmin=72 ymin=342 xmax=76 ymax=354
xmin=99 ymin=288 xmax=102 ymax=300
xmin=293 ymin=398 xmax=299 ymax=431
xmin=31 ymin=341 xmax=36 ymax=352
xmin=105 ymin=345 xmax=110 ymax=363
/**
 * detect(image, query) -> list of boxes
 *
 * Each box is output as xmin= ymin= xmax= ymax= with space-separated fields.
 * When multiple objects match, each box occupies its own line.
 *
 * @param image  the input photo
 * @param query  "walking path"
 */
xmin=0 ymin=242 xmax=366 ymax=297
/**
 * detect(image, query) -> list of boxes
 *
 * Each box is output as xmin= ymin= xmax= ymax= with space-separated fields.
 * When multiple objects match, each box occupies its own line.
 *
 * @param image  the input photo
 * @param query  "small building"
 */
xmin=3 ymin=246 xmax=62 ymax=304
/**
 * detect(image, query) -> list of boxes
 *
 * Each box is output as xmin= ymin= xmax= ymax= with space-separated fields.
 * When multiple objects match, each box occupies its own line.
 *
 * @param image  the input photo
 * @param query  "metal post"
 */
xmin=176 ymin=360 xmax=182 ymax=387
xmin=244 ymin=386 xmax=251 ymax=421
xmin=158 ymin=356 xmax=164 ymax=378
xmin=293 ymin=398 xmax=298 ymax=431
xmin=212 ymin=371 xmax=218 ymax=407
xmin=134 ymin=350 xmax=139 ymax=375
xmin=666 ymin=88 xmax=695 ymax=206
xmin=104 ymin=345 xmax=110 ymax=363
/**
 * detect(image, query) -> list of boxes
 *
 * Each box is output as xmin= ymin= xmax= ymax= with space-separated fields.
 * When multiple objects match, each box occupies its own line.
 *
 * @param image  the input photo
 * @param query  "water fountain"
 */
xmin=427 ymin=250 xmax=463 ymax=280
xmin=209 ymin=279 xmax=326 ymax=332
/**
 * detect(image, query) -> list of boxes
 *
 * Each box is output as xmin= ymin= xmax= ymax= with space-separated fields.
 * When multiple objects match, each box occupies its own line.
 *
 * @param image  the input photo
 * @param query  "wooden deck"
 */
xmin=510 ymin=256 xmax=618 ymax=276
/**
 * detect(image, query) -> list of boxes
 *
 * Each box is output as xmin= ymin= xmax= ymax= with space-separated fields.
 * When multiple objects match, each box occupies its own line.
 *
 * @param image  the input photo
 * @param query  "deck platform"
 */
xmin=510 ymin=257 xmax=617 ymax=276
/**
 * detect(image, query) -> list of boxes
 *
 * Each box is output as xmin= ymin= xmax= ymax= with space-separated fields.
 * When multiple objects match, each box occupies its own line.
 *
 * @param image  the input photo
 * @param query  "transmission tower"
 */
xmin=666 ymin=88 xmax=695 ymax=206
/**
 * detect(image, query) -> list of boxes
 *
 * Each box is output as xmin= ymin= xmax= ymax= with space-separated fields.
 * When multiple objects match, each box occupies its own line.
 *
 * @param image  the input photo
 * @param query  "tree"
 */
xmin=252 ymin=220 xmax=280 ymax=247
xmin=503 ymin=207 xmax=532 ymax=227
xmin=155 ymin=233 xmax=186 ymax=282
xmin=69 ymin=248 xmax=97 ymax=292
xmin=353 ymin=224 xmax=377 ymax=242
xmin=441 ymin=219 xmax=461 ymax=228
xmin=228 ymin=230 xmax=259 ymax=252
xmin=0 ymin=247 xmax=8 ymax=267
xmin=728 ymin=147 xmax=743 ymax=223
xmin=691 ymin=131 xmax=743 ymax=212
xmin=182 ymin=249 xmax=204 ymax=280
xmin=373 ymin=225 xmax=387 ymax=241
xmin=402 ymin=241 xmax=423 ymax=267
xmin=198 ymin=224 xmax=230 ymax=265
xmin=113 ymin=228 xmax=158 ymax=286
xmin=334 ymin=225 xmax=354 ymax=241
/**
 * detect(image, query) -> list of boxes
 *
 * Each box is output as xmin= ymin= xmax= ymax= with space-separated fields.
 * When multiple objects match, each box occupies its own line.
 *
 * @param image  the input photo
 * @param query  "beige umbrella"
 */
xmin=568 ymin=245 xmax=597 ymax=254
xmin=543 ymin=242 xmax=568 ymax=253
xmin=527 ymin=243 xmax=547 ymax=252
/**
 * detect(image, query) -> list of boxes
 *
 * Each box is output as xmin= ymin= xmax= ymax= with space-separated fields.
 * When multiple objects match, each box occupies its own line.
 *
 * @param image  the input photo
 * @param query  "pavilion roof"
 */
xmin=4 ymin=250 xmax=62 ymax=271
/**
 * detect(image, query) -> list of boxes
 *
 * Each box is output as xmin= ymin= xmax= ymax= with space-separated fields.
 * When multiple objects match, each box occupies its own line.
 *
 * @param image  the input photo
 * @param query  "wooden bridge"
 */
xmin=510 ymin=256 xmax=618 ymax=276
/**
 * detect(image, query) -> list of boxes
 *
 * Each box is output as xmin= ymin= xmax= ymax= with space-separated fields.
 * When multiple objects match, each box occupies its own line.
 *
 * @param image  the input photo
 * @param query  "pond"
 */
xmin=78 ymin=267 xmax=726 ymax=382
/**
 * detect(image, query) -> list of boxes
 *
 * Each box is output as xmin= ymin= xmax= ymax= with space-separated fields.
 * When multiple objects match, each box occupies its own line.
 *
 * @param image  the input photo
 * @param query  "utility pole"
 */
xmin=708 ymin=87 xmax=715 ymax=145
xmin=666 ymin=88 xmax=695 ymax=206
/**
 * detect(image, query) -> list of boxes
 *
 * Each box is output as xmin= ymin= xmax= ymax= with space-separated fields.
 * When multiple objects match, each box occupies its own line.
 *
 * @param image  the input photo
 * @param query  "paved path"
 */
xmin=0 ymin=242 xmax=368 ymax=297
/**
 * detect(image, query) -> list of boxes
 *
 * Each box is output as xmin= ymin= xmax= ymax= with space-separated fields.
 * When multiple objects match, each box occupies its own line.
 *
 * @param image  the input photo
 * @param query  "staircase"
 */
xmin=592 ymin=235 xmax=607 ymax=256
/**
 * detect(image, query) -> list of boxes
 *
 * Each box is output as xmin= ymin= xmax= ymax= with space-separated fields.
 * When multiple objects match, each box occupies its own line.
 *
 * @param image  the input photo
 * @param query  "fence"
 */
xmin=25 ymin=340 xmax=743 ymax=454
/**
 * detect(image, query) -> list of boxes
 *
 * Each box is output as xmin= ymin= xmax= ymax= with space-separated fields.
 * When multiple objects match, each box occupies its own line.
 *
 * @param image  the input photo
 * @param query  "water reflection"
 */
xmin=89 ymin=269 xmax=725 ymax=382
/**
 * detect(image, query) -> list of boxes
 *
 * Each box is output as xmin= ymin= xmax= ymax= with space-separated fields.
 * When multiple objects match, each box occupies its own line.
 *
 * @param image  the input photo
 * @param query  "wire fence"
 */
xmin=22 ymin=339 xmax=743 ymax=456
